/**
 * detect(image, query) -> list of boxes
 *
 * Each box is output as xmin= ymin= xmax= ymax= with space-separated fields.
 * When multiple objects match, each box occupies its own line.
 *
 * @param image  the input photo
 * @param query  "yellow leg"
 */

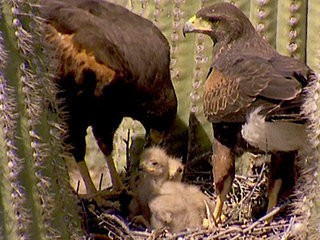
xmin=105 ymin=155 xmax=124 ymax=191
xmin=78 ymin=160 xmax=97 ymax=195
xmin=78 ymin=159 xmax=122 ymax=208
xmin=211 ymin=137 xmax=235 ymax=224
xmin=266 ymin=178 xmax=282 ymax=223
xmin=213 ymin=175 xmax=232 ymax=224
xmin=94 ymin=137 xmax=125 ymax=192
xmin=213 ymin=195 xmax=223 ymax=223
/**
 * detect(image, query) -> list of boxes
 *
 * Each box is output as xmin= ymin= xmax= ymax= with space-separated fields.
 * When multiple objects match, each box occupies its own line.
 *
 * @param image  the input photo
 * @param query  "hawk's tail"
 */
xmin=241 ymin=107 xmax=306 ymax=152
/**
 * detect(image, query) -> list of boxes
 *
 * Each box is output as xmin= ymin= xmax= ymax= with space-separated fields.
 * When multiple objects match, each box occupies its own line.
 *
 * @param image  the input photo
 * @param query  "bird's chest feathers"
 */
xmin=203 ymin=67 xmax=240 ymax=120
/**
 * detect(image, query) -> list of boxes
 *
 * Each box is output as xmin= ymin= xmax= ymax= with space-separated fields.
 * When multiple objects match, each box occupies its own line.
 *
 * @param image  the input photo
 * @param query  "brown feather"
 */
xmin=45 ymin=25 xmax=116 ymax=96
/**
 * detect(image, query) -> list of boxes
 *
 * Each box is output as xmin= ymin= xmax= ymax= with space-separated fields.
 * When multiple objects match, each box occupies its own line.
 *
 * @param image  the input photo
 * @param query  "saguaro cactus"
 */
xmin=1 ymin=0 xmax=319 ymax=239
xmin=0 ymin=1 xmax=83 ymax=239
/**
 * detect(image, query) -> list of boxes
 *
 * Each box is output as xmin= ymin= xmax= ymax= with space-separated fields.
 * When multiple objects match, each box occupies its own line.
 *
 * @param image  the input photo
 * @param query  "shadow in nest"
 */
xmin=75 ymin=150 xmax=308 ymax=240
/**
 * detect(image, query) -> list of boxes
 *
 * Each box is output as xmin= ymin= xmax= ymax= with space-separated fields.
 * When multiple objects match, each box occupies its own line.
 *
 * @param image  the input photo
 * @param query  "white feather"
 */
xmin=241 ymin=107 xmax=306 ymax=152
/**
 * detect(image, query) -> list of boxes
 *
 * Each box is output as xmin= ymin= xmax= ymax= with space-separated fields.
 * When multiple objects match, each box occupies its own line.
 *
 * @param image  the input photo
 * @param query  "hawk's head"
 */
xmin=183 ymin=3 xmax=255 ymax=43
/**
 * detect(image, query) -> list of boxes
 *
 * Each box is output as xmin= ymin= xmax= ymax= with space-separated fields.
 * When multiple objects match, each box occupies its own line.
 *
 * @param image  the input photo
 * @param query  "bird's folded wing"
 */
xmin=204 ymin=54 xmax=304 ymax=122
xmin=41 ymin=0 xmax=130 ymax=77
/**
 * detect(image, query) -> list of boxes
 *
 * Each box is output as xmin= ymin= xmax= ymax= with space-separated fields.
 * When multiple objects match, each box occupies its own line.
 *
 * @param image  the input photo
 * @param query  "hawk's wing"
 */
xmin=204 ymin=54 xmax=306 ymax=122
xmin=41 ymin=0 xmax=171 ymax=96
xmin=42 ymin=0 xmax=130 ymax=77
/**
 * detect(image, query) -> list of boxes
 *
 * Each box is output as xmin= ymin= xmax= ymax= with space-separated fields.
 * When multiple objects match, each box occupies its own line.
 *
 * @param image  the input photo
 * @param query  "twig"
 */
xmin=88 ymin=207 xmax=135 ymax=240
xmin=76 ymin=180 xmax=80 ymax=194
xmin=99 ymin=173 xmax=104 ymax=191
xmin=100 ymin=213 xmax=135 ymax=239
xmin=79 ymin=198 xmax=91 ymax=236
xmin=208 ymin=226 xmax=243 ymax=238
xmin=229 ymin=233 xmax=241 ymax=240
xmin=131 ymin=230 xmax=153 ymax=238
xmin=226 ymin=163 xmax=266 ymax=224
xmin=205 ymin=199 xmax=215 ymax=227
xmin=243 ymin=206 xmax=280 ymax=234
xmin=281 ymin=216 xmax=296 ymax=240
xmin=125 ymin=129 xmax=131 ymax=174
xmin=169 ymin=228 xmax=209 ymax=240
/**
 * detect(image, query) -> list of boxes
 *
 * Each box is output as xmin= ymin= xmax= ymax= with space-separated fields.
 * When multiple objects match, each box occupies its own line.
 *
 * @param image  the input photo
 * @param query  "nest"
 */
xmin=76 ymin=151 xmax=316 ymax=240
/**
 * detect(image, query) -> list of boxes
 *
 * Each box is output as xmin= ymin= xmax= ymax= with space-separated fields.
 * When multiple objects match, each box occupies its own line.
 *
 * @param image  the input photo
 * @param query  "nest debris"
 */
xmin=76 ymin=151 xmax=316 ymax=240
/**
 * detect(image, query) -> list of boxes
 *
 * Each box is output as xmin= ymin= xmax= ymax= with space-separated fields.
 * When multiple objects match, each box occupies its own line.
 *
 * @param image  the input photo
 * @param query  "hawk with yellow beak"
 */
xmin=41 ymin=0 xmax=177 ymax=197
xmin=183 ymin=2 xmax=315 ymax=223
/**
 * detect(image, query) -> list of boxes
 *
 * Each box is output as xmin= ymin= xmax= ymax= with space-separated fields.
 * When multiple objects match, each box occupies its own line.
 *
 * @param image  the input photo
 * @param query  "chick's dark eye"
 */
xmin=151 ymin=160 xmax=158 ymax=166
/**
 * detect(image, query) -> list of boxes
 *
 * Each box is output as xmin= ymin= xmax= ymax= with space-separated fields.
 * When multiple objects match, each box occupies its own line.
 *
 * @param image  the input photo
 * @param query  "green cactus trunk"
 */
xmin=0 ymin=1 xmax=83 ymax=239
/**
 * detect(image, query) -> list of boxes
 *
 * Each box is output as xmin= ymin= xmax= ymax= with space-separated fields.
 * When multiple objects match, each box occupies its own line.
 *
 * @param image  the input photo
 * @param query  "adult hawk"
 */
xmin=41 ymin=0 xmax=177 ymax=196
xmin=183 ymin=2 xmax=314 ymax=222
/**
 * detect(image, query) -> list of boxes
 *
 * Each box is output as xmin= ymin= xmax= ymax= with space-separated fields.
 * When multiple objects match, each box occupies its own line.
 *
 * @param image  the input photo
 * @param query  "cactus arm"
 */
xmin=306 ymin=0 xmax=320 ymax=237
xmin=306 ymin=0 xmax=320 ymax=71
xmin=0 ymin=1 xmax=84 ymax=239
xmin=276 ymin=0 xmax=307 ymax=61
xmin=249 ymin=0 xmax=277 ymax=47
xmin=0 ymin=10 xmax=20 ymax=240
xmin=186 ymin=0 xmax=216 ymax=161
xmin=0 ymin=1 xmax=45 ymax=238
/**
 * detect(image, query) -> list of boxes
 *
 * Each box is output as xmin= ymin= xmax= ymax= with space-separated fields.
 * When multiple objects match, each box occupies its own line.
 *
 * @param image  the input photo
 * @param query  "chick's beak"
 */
xmin=183 ymin=15 xmax=212 ymax=37
xmin=140 ymin=161 xmax=155 ymax=173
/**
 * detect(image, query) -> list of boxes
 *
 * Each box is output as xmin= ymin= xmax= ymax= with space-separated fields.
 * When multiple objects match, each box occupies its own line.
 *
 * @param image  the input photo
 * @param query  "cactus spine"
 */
xmin=0 ymin=1 xmax=83 ymax=239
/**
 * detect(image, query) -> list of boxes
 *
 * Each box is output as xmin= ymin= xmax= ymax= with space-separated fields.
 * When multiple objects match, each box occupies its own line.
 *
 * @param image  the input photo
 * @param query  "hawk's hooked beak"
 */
xmin=183 ymin=15 xmax=212 ymax=37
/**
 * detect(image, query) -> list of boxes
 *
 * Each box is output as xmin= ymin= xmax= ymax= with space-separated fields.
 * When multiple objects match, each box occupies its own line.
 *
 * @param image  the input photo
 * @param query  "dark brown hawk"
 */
xmin=41 ymin=0 xmax=177 ymax=196
xmin=183 ymin=2 xmax=315 ymax=222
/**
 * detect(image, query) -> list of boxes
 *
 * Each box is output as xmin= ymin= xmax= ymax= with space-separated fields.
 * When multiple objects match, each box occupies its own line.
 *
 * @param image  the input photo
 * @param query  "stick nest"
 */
xmin=77 ymin=152 xmax=315 ymax=240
